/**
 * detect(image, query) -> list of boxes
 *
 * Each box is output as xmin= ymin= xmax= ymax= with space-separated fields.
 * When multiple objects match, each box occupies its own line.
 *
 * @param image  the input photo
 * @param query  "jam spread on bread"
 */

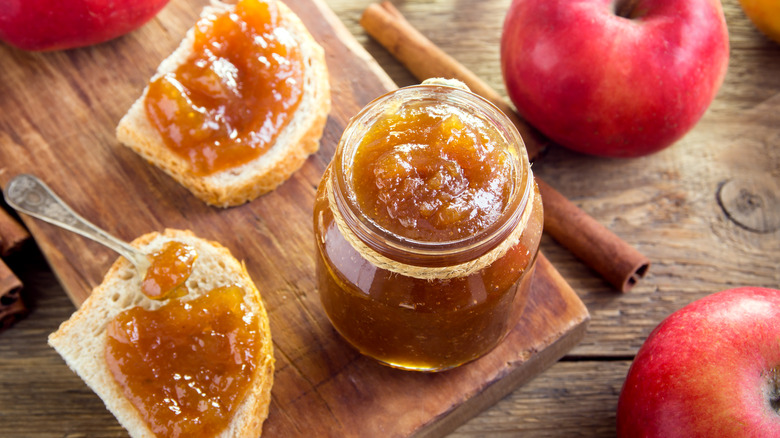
xmin=142 ymin=241 xmax=198 ymax=300
xmin=106 ymin=285 xmax=261 ymax=438
xmin=350 ymin=100 xmax=515 ymax=242
xmin=144 ymin=0 xmax=304 ymax=175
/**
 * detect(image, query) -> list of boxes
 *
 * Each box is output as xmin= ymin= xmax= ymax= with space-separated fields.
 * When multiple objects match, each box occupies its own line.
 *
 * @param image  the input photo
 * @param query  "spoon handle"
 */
xmin=2 ymin=174 xmax=149 ymax=271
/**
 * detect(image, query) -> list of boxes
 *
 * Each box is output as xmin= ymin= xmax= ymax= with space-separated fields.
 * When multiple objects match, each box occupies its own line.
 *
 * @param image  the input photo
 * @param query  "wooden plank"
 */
xmin=0 ymin=0 xmax=777 ymax=436
xmin=537 ymin=92 xmax=780 ymax=357
xmin=449 ymin=360 xmax=631 ymax=438
xmin=0 ymin=0 xmax=588 ymax=435
xmin=0 ymin=245 xmax=588 ymax=438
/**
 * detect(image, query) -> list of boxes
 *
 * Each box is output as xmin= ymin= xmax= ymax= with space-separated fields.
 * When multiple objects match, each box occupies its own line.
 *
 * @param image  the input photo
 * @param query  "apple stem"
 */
xmin=772 ymin=367 xmax=780 ymax=413
xmin=614 ymin=0 xmax=643 ymax=19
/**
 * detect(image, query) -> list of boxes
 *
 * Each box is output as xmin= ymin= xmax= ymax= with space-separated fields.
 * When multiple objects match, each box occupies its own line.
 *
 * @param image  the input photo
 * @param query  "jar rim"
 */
xmin=331 ymin=84 xmax=532 ymax=267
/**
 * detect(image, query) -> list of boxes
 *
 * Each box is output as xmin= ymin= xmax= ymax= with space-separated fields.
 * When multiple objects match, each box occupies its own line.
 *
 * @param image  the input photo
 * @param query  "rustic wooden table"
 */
xmin=1 ymin=0 xmax=778 ymax=436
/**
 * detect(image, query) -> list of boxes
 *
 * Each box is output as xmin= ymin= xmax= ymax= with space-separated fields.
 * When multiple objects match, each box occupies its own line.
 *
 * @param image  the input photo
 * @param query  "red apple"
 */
xmin=0 ymin=0 xmax=171 ymax=51
xmin=500 ymin=0 xmax=730 ymax=158
xmin=616 ymin=287 xmax=780 ymax=437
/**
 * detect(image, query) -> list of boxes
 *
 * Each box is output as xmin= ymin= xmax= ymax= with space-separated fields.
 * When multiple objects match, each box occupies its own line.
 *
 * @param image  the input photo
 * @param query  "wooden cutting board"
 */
xmin=0 ymin=0 xmax=589 ymax=436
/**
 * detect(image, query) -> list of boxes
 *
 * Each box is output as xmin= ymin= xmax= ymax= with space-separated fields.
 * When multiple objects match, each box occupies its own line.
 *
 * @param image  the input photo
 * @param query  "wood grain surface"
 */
xmin=0 ymin=0 xmax=589 ymax=436
xmin=1 ymin=0 xmax=779 ymax=436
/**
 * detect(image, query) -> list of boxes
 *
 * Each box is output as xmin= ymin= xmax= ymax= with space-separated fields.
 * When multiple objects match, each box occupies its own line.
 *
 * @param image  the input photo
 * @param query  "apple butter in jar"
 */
xmin=313 ymin=80 xmax=543 ymax=371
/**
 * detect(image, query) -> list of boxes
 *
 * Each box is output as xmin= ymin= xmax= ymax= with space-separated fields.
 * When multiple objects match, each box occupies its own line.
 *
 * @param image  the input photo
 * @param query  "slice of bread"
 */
xmin=117 ymin=0 xmax=331 ymax=207
xmin=48 ymin=229 xmax=274 ymax=437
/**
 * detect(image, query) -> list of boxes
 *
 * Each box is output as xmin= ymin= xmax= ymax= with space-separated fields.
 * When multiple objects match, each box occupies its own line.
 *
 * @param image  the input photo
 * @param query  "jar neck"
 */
xmin=330 ymin=84 xmax=532 ymax=268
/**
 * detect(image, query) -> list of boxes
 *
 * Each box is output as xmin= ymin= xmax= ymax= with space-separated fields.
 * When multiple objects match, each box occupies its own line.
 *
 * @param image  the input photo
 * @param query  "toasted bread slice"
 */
xmin=48 ymin=229 xmax=274 ymax=437
xmin=117 ymin=0 xmax=331 ymax=207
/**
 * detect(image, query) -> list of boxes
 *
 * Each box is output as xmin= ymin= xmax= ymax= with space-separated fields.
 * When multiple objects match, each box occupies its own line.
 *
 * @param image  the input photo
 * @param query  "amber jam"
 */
xmin=351 ymin=98 xmax=514 ymax=242
xmin=106 ymin=285 xmax=261 ymax=438
xmin=144 ymin=0 xmax=304 ymax=175
xmin=142 ymin=241 xmax=198 ymax=300
xmin=314 ymin=84 xmax=543 ymax=372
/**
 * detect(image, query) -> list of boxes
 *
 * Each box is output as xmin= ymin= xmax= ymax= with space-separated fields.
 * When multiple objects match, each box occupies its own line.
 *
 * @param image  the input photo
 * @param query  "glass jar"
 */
xmin=313 ymin=82 xmax=543 ymax=372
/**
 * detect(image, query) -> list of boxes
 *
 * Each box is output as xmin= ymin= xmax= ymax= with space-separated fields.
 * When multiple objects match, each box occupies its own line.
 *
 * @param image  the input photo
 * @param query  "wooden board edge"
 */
xmin=305 ymin=0 xmax=398 ymax=91
xmin=0 ymin=172 xmax=91 ymax=307
xmin=7 ymin=223 xmax=88 ymax=307
xmin=413 ymin=314 xmax=590 ymax=438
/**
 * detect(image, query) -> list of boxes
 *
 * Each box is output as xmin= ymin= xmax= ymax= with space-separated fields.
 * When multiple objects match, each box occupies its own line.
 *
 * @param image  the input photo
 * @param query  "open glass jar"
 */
xmin=313 ymin=82 xmax=543 ymax=372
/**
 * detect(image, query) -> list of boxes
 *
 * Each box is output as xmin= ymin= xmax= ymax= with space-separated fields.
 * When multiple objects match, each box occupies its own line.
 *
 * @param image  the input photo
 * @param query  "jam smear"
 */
xmin=351 ymin=102 xmax=514 ymax=242
xmin=144 ymin=0 xmax=304 ymax=175
xmin=142 ymin=241 xmax=198 ymax=300
xmin=106 ymin=286 xmax=261 ymax=438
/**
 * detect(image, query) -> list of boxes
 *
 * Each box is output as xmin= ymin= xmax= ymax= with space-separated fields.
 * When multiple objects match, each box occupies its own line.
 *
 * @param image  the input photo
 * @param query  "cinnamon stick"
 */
xmin=536 ymin=179 xmax=649 ymax=292
xmin=360 ymin=2 xmax=650 ymax=291
xmin=0 ymin=207 xmax=30 ymax=257
xmin=0 ymin=257 xmax=26 ymax=332
xmin=360 ymin=1 xmax=547 ymax=160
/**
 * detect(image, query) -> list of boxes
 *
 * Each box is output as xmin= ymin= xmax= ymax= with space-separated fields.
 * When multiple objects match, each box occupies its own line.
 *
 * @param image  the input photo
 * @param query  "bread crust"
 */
xmin=48 ymin=229 xmax=274 ymax=438
xmin=116 ymin=0 xmax=331 ymax=207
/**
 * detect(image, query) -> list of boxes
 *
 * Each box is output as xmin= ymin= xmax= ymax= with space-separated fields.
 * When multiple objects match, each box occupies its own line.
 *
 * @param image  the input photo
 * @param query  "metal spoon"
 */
xmin=2 ymin=174 xmax=150 ymax=276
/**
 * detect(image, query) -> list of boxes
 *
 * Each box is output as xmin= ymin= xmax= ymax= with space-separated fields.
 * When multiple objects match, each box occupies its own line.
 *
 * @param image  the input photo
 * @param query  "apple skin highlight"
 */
xmin=616 ymin=287 xmax=780 ymax=437
xmin=500 ymin=0 xmax=730 ymax=158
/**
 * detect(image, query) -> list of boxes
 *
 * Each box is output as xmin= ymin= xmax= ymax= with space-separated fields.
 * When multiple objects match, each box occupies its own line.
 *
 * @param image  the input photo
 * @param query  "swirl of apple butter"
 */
xmin=144 ymin=0 xmax=304 ymax=175
xmin=350 ymin=101 xmax=515 ymax=242
xmin=105 ymin=285 xmax=261 ymax=438
xmin=141 ymin=241 xmax=198 ymax=300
